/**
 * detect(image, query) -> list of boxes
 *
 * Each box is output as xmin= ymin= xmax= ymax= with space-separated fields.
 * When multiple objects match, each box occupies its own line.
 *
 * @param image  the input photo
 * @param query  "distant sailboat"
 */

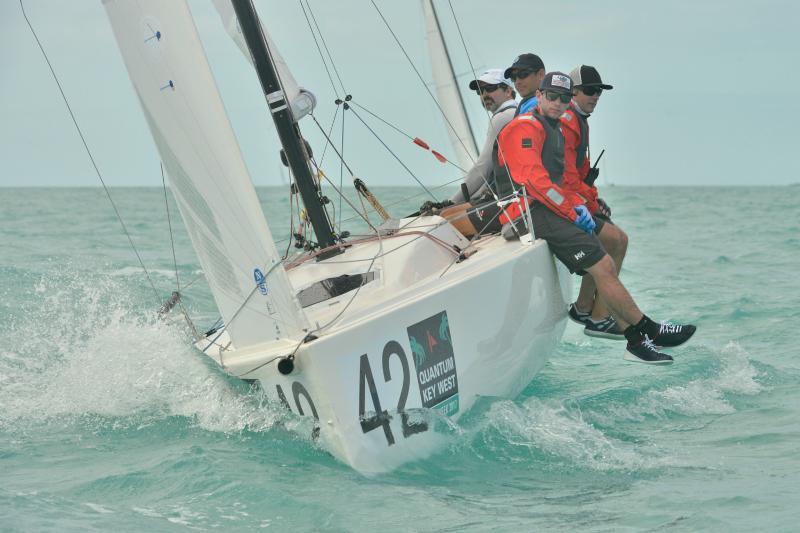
xmin=103 ymin=0 xmax=569 ymax=474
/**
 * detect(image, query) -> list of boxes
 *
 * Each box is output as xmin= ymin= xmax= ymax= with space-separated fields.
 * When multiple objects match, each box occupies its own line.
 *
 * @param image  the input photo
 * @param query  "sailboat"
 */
xmin=103 ymin=0 xmax=570 ymax=474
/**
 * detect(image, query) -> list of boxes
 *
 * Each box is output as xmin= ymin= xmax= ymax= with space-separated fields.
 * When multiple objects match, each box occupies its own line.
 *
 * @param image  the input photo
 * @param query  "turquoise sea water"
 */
xmin=1 ymin=186 xmax=798 ymax=531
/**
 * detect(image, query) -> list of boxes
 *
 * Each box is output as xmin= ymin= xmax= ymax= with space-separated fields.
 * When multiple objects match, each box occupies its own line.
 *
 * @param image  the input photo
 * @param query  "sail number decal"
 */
xmin=276 ymin=381 xmax=318 ymax=421
xmin=359 ymin=310 xmax=459 ymax=446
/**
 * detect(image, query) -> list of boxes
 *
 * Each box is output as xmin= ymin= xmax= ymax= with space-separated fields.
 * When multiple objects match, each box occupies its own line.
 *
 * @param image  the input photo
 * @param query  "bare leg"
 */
xmin=439 ymin=203 xmax=478 ymax=238
xmin=584 ymin=254 xmax=643 ymax=327
xmin=578 ymin=223 xmax=630 ymax=326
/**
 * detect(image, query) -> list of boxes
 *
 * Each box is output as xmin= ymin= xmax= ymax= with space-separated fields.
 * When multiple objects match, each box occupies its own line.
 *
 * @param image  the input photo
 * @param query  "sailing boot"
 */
xmin=652 ymin=322 xmax=697 ymax=348
xmin=583 ymin=316 xmax=626 ymax=340
xmin=624 ymin=334 xmax=674 ymax=365
xmin=568 ymin=303 xmax=592 ymax=325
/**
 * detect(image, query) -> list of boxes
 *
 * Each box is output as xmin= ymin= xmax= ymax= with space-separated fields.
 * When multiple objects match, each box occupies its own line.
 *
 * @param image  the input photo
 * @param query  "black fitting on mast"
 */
xmin=231 ymin=0 xmax=341 ymax=258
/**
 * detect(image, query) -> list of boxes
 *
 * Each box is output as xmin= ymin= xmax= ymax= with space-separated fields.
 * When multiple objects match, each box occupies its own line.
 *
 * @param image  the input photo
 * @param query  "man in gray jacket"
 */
xmin=433 ymin=69 xmax=518 ymax=237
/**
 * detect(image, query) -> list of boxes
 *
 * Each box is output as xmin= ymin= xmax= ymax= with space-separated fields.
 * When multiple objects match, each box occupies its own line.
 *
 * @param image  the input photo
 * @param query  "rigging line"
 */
xmin=241 ymin=215 xmax=388 ymax=378
xmin=298 ymin=0 xmax=340 ymax=97
xmin=160 ymin=162 xmax=200 ymax=339
xmin=339 ymin=106 xmax=345 ymax=229
xmin=199 ymin=257 xmax=293 ymax=354
xmin=308 ymin=114 xmax=384 ymax=225
xmin=444 ymin=0 xmax=507 ymax=198
xmin=303 ymin=0 xmax=348 ymax=96
xmin=20 ymin=0 xmax=161 ymax=306
xmin=349 ymin=99 xmax=467 ymax=173
xmin=330 ymin=174 xmax=466 ymax=229
xmin=161 ymin=163 xmax=181 ymax=293
xmin=446 ymin=0 xmax=480 ymax=88
xmin=369 ymin=0 xmax=476 ymax=165
xmin=316 ymin=105 xmax=340 ymax=168
xmin=309 ymin=113 xmax=356 ymax=175
xmin=347 ymin=106 xmax=436 ymax=199
xmin=309 ymin=156 xmax=378 ymax=232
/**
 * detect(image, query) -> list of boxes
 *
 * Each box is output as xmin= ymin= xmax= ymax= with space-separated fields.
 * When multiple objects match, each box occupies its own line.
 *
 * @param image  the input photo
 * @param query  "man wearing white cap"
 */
xmin=421 ymin=69 xmax=517 ymax=237
xmin=450 ymin=68 xmax=517 ymax=205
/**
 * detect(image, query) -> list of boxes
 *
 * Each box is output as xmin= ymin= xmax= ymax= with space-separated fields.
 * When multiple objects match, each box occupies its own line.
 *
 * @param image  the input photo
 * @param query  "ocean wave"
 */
xmin=0 ymin=270 xmax=286 ymax=437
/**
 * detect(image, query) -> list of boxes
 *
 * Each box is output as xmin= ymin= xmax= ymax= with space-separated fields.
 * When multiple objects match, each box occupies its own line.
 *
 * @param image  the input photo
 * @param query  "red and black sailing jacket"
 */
xmin=495 ymin=109 xmax=584 ymax=224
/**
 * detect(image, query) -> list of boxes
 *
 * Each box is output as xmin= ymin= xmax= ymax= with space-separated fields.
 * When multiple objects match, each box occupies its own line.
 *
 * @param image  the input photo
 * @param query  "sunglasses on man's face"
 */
xmin=544 ymin=91 xmax=572 ymax=104
xmin=475 ymin=83 xmax=504 ymax=94
xmin=509 ymin=68 xmax=535 ymax=81
xmin=579 ymin=86 xmax=603 ymax=96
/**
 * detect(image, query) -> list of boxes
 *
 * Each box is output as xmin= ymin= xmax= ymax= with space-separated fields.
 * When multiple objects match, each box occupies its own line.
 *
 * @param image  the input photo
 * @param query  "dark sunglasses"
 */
xmin=474 ymin=83 xmax=504 ymax=94
xmin=544 ymin=91 xmax=572 ymax=104
xmin=579 ymin=86 xmax=603 ymax=96
xmin=509 ymin=68 xmax=535 ymax=81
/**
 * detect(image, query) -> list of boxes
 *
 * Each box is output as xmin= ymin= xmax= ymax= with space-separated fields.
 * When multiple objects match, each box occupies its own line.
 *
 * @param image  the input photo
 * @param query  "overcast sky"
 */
xmin=1 ymin=0 xmax=798 ymax=189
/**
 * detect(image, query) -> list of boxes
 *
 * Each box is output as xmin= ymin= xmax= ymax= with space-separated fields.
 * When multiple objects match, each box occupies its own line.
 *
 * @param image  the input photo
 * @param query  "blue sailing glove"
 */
xmin=573 ymin=205 xmax=596 ymax=234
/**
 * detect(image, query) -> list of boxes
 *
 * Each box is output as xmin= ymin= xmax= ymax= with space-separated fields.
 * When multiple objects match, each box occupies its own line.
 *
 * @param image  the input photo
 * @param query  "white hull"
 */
xmin=199 ymin=217 xmax=570 ymax=474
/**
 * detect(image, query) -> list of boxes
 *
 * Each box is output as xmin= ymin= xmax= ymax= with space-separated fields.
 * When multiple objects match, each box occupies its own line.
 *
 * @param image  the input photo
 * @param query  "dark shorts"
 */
xmin=593 ymin=212 xmax=613 ymax=234
xmin=466 ymin=197 xmax=504 ymax=234
xmin=531 ymin=203 xmax=607 ymax=274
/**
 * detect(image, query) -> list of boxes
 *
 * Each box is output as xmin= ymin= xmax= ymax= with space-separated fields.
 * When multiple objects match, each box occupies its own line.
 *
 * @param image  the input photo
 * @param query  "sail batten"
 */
xmin=104 ymin=0 xmax=310 ymax=348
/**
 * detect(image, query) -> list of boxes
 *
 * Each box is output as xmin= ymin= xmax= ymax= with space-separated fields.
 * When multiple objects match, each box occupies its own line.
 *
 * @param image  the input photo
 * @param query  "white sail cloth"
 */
xmin=103 ymin=0 xmax=310 ymax=349
xmin=212 ymin=0 xmax=316 ymax=121
xmin=421 ymin=0 xmax=478 ymax=171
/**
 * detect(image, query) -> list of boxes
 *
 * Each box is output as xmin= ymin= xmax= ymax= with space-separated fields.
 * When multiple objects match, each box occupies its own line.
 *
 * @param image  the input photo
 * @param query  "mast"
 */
xmin=231 ymin=0 xmax=339 ymax=254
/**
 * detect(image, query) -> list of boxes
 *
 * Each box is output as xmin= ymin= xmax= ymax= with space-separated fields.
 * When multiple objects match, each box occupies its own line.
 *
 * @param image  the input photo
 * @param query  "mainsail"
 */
xmin=421 ymin=0 xmax=478 ymax=171
xmin=103 ymin=0 xmax=310 ymax=348
xmin=211 ymin=0 xmax=316 ymax=121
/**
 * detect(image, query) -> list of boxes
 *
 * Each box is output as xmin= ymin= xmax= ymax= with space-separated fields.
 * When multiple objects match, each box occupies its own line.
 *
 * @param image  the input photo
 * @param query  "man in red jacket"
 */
xmin=561 ymin=65 xmax=628 ymax=340
xmin=496 ymin=72 xmax=696 ymax=364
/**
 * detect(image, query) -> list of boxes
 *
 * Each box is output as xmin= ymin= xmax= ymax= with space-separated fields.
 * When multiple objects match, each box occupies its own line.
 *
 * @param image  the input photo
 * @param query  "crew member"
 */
xmin=503 ymin=53 xmax=546 ymax=116
xmin=425 ymin=69 xmax=518 ymax=237
xmin=561 ymin=65 xmax=628 ymax=340
xmin=496 ymin=72 xmax=696 ymax=364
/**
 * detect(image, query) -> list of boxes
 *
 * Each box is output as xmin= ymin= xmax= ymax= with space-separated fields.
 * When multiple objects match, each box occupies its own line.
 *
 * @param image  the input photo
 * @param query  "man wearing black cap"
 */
xmin=496 ymin=72 xmax=696 ymax=364
xmin=561 ymin=65 xmax=629 ymax=341
xmin=503 ymin=53 xmax=545 ymax=116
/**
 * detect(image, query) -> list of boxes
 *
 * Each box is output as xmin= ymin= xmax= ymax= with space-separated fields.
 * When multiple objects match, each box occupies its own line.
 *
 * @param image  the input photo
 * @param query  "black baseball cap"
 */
xmin=539 ymin=71 xmax=573 ymax=95
xmin=569 ymin=65 xmax=613 ymax=89
xmin=503 ymin=53 xmax=545 ymax=79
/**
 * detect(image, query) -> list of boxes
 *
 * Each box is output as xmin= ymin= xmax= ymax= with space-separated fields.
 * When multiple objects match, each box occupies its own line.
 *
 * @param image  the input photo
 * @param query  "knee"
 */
xmin=591 ymin=253 xmax=618 ymax=279
xmin=618 ymin=228 xmax=629 ymax=254
xmin=600 ymin=225 xmax=628 ymax=256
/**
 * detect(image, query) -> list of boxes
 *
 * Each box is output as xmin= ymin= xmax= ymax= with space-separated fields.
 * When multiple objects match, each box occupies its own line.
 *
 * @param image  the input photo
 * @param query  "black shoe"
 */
xmin=653 ymin=322 xmax=696 ymax=348
xmin=624 ymin=335 xmax=674 ymax=365
xmin=568 ymin=303 xmax=592 ymax=325
xmin=583 ymin=316 xmax=626 ymax=340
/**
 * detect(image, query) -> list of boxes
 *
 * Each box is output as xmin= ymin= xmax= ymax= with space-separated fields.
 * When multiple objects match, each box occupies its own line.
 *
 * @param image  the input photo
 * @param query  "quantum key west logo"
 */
xmin=407 ymin=310 xmax=459 ymax=416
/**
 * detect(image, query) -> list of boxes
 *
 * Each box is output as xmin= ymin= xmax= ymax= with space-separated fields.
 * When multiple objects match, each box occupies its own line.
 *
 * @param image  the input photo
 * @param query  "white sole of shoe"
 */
xmin=583 ymin=328 xmax=626 ymax=341
xmin=568 ymin=315 xmax=590 ymax=326
xmin=623 ymin=352 xmax=674 ymax=365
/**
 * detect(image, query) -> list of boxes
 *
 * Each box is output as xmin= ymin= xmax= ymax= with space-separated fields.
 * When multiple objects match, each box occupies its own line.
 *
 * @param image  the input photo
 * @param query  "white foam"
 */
xmin=597 ymin=341 xmax=762 ymax=424
xmin=0 ymin=270 xmax=284 ymax=436
xmin=483 ymin=397 xmax=659 ymax=471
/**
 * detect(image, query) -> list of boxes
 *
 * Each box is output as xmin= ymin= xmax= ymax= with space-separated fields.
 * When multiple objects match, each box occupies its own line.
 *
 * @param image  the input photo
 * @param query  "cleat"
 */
xmin=568 ymin=303 xmax=592 ymax=325
xmin=624 ymin=335 xmax=674 ymax=365
xmin=583 ymin=316 xmax=626 ymax=340
xmin=653 ymin=322 xmax=696 ymax=348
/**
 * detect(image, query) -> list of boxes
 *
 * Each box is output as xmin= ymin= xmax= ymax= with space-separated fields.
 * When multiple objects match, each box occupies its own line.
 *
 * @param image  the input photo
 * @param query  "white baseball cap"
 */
xmin=468 ymin=69 xmax=512 ymax=91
